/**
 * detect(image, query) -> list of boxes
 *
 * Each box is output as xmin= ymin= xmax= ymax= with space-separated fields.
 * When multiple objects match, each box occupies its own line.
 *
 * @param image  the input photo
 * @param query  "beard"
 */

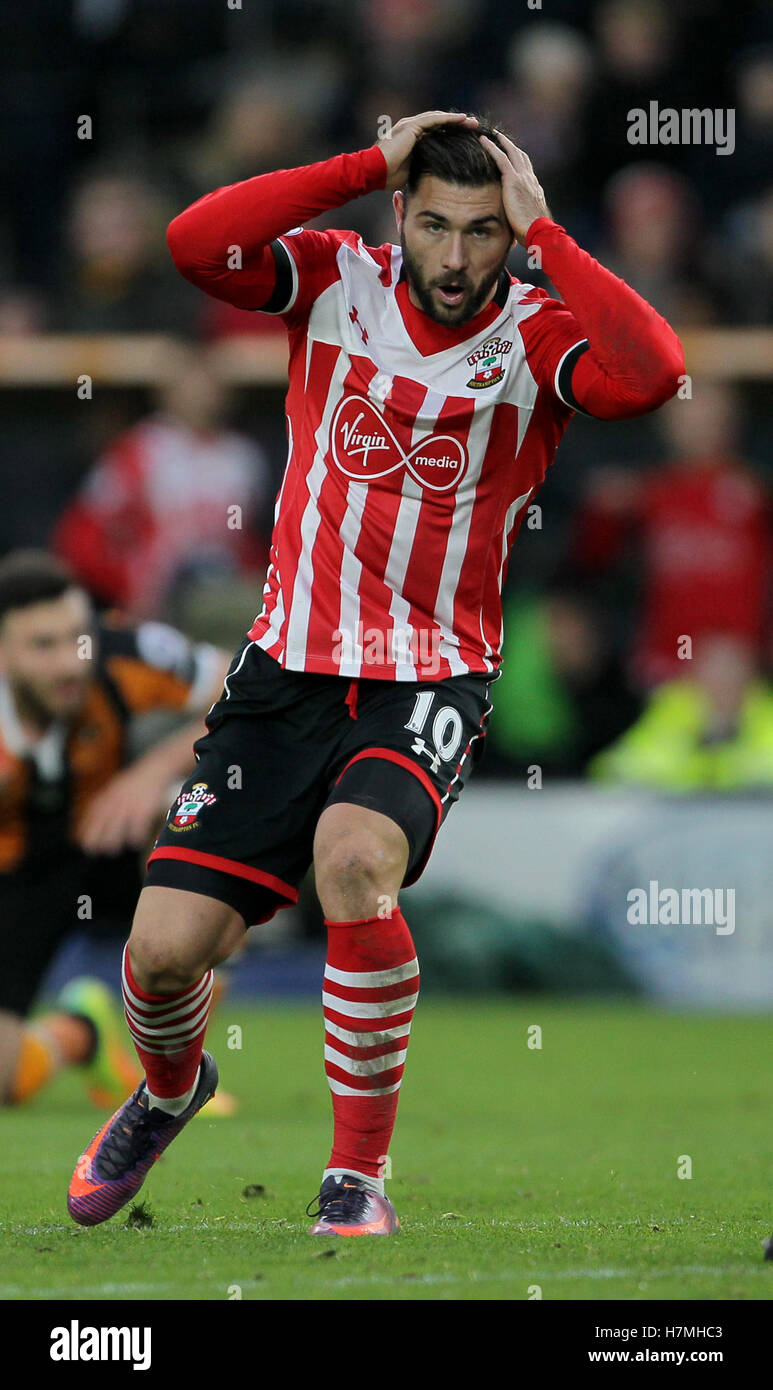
xmin=11 ymin=674 xmax=87 ymax=728
xmin=400 ymin=231 xmax=508 ymax=326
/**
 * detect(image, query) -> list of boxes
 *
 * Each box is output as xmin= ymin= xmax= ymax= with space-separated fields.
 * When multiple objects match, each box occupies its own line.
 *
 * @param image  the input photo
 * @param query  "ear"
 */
xmin=393 ymin=190 xmax=405 ymax=236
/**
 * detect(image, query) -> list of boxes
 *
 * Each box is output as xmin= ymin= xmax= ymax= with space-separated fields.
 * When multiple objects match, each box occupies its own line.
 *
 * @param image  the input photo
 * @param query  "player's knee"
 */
xmin=127 ymin=930 xmax=204 ymax=994
xmin=127 ymin=887 xmax=242 ymax=992
xmin=315 ymin=831 xmax=404 ymax=907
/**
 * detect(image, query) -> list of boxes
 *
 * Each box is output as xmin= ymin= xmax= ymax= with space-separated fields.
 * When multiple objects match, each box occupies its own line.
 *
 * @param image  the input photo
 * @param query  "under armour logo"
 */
xmin=411 ymin=737 xmax=441 ymax=773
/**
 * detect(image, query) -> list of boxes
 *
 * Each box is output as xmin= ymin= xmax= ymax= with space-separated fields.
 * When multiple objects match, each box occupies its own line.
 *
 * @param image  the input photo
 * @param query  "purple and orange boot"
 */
xmin=67 ymin=1052 xmax=218 ymax=1226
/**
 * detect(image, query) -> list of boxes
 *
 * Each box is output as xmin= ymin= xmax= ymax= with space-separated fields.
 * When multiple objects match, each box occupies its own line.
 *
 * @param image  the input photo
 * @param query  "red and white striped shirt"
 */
xmin=249 ymin=228 xmax=587 ymax=679
xmin=167 ymin=144 xmax=684 ymax=681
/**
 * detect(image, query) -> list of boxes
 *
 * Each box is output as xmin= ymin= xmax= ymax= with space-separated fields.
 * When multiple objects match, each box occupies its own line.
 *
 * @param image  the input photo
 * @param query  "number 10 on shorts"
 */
xmin=405 ymin=691 xmax=463 ymax=762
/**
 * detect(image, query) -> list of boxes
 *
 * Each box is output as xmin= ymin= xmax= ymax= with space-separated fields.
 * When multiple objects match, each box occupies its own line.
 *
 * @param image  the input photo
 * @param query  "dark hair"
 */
xmin=404 ymin=114 xmax=508 ymax=200
xmin=0 ymin=550 xmax=80 ymax=624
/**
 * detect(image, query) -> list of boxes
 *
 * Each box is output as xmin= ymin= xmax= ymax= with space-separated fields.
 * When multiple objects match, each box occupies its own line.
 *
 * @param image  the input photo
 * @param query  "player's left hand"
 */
xmin=76 ymin=765 xmax=168 ymax=856
xmin=479 ymin=132 xmax=551 ymax=245
xmin=378 ymin=110 xmax=480 ymax=191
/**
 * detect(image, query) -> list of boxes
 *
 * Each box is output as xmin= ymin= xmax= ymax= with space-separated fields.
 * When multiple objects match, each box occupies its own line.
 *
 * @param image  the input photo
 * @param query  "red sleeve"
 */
xmin=523 ymin=217 xmax=685 ymax=420
xmin=166 ymin=145 xmax=388 ymax=317
xmin=516 ymin=288 xmax=591 ymax=404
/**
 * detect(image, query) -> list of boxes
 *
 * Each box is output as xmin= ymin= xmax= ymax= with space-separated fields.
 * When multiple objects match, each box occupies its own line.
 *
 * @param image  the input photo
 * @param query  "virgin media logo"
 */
xmin=330 ymin=394 xmax=467 ymax=493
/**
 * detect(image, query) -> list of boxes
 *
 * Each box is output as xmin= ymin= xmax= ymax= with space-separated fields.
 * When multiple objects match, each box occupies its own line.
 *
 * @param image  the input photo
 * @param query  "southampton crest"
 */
xmin=169 ymin=781 xmax=218 ymax=832
xmin=466 ymin=336 xmax=512 ymax=389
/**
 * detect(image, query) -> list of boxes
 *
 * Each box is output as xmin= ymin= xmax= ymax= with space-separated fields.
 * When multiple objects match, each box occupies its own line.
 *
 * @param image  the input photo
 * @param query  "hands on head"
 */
xmin=378 ymin=110 xmax=550 ymax=243
xmin=377 ymin=111 xmax=480 ymax=191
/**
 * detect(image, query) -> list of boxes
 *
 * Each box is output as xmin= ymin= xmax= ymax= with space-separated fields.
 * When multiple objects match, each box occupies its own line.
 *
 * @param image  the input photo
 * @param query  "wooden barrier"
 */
xmin=0 ymin=330 xmax=770 ymax=386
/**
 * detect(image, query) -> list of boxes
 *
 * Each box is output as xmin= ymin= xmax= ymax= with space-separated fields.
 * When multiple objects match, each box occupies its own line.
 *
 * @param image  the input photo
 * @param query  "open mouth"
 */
xmin=436 ymin=284 xmax=466 ymax=307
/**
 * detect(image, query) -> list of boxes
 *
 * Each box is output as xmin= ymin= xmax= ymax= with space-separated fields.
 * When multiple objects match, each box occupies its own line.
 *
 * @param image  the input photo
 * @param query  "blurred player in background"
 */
xmin=53 ymin=341 xmax=270 ymax=622
xmin=571 ymin=381 xmax=771 ymax=688
xmin=68 ymin=110 xmax=683 ymax=1236
xmin=590 ymin=633 xmax=773 ymax=790
xmin=0 ymin=550 xmax=230 ymax=1109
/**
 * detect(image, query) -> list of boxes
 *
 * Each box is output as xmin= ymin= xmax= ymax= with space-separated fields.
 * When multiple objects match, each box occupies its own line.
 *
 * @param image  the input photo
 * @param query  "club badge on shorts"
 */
xmin=169 ymin=781 xmax=218 ymax=831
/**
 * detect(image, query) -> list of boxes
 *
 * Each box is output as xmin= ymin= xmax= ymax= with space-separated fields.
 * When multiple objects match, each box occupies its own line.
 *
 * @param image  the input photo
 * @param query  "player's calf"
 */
xmin=66 ymin=885 xmax=243 ymax=1223
xmin=311 ymin=805 xmax=418 ymax=1234
xmin=122 ymin=885 xmax=243 ymax=1110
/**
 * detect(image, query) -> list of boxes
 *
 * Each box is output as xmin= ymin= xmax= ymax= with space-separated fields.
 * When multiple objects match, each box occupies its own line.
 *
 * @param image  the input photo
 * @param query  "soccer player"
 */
xmin=0 ymin=550 xmax=229 ymax=1108
xmin=68 ymin=111 xmax=684 ymax=1235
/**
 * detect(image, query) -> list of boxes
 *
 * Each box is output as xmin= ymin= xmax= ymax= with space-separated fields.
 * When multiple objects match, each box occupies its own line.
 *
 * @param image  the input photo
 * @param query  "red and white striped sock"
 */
xmin=121 ymin=944 xmax=213 ymax=1112
xmin=322 ymin=909 xmax=420 ymax=1194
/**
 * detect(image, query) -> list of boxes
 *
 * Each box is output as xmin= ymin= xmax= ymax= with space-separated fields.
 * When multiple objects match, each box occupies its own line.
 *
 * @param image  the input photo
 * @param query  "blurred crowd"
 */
xmin=1 ymin=0 xmax=773 ymax=787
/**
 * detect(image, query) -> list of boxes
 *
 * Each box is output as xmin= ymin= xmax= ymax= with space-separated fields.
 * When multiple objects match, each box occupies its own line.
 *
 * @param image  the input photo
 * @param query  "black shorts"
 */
xmin=146 ymin=640 xmax=498 ymax=926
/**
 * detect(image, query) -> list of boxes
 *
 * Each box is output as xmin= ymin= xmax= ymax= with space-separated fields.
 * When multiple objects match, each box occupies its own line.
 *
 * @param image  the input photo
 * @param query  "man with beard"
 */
xmin=68 ymin=112 xmax=683 ymax=1235
xmin=0 ymin=550 xmax=229 ymax=1108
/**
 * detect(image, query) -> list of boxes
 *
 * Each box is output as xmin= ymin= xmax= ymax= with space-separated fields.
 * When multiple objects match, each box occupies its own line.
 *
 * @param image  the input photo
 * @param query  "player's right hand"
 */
xmin=377 ymin=111 xmax=479 ymax=192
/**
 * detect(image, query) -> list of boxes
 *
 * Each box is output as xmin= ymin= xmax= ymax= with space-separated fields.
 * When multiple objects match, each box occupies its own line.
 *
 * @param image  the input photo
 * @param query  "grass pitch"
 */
xmin=1 ymin=1000 xmax=772 ymax=1301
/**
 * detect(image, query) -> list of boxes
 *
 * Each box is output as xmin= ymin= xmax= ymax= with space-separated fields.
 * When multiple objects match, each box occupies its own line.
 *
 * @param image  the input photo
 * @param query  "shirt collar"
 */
xmin=394 ymin=266 xmax=511 ymax=358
